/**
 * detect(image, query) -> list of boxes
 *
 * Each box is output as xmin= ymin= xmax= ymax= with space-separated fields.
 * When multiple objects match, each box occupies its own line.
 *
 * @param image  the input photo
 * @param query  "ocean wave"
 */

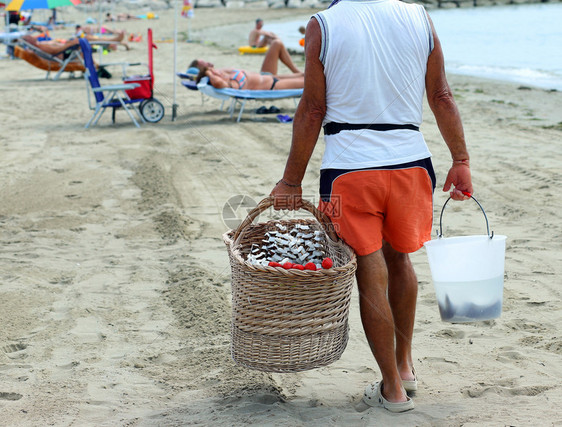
xmin=447 ymin=64 xmax=562 ymax=91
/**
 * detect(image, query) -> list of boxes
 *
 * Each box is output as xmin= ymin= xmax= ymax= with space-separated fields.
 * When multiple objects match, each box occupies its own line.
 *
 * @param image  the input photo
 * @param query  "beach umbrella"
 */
xmin=171 ymin=0 xmax=194 ymax=121
xmin=172 ymin=0 xmax=179 ymax=121
xmin=6 ymin=0 xmax=80 ymax=11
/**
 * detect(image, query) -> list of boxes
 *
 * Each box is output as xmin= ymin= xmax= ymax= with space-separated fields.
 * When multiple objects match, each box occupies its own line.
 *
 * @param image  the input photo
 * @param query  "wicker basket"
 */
xmin=223 ymin=197 xmax=357 ymax=373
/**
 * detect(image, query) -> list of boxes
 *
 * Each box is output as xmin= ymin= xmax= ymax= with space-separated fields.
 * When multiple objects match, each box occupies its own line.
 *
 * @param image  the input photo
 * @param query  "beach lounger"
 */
xmin=13 ymin=36 xmax=136 ymax=81
xmin=177 ymin=72 xmax=198 ymax=91
xmin=79 ymin=37 xmax=145 ymax=128
xmin=178 ymin=69 xmax=231 ymax=113
xmin=13 ymin=39 xmax=85 ymax=80
xmin=178 ymin=70 xmax=226 ymax=106
xmin=195 ymin=76 xmax=303 ymax=123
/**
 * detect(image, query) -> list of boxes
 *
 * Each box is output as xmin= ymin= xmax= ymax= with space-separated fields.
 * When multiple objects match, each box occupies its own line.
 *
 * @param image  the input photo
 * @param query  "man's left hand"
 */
xmin=443 ymin=163 xmax=473 ymax=201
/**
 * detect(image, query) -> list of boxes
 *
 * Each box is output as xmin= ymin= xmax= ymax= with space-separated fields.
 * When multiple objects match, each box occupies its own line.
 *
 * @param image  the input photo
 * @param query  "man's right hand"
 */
xmin=270 ymin=181 xmax=303 ymax=211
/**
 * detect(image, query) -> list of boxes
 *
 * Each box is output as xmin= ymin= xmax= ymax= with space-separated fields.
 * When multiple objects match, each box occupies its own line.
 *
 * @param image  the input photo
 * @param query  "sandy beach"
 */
xmin=1 ymin=4 xmax=561 ymax=426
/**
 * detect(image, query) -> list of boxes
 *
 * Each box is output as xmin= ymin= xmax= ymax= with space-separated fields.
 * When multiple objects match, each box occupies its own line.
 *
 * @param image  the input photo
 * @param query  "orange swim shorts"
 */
xmin=318 ymin=159 xmax=436 ymax=255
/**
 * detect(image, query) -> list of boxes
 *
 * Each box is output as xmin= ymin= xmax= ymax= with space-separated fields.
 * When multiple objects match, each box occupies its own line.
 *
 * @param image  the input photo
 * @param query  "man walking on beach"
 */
xmin=270 ymin=0 xmax=472 ymax=413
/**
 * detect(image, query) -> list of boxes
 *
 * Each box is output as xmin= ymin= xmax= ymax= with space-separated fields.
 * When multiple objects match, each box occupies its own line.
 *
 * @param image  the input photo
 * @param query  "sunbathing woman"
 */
xmin=196 ymin=65 xmax=304 ymax=90
xmin=190 ymin=38 xmax=301 ymax=76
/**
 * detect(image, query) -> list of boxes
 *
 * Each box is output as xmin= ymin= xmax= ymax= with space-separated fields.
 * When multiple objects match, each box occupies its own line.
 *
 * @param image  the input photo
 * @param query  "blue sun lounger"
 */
xmin=183 ymin=76 xmax=303 ymax=122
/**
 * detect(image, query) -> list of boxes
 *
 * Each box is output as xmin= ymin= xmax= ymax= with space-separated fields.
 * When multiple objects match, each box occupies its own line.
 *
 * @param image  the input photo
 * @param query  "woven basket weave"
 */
xmin=223 ymin=197 xmax=357 ymax=373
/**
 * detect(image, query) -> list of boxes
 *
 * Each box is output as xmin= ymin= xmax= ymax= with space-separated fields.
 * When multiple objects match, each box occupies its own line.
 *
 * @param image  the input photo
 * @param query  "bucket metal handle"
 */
xmin=438 ymin=195 xmax=494 ymax=239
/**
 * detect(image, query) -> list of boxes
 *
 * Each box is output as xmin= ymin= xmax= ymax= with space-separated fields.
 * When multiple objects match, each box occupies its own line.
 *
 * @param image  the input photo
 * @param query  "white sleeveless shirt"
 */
xmin=314 ymin=0 xmax=434 ymax=169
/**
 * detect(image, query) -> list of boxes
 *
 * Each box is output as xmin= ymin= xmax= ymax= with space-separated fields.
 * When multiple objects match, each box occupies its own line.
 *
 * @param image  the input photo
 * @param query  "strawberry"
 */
xmin=292 ymin=264 xmax=305 ymax=270
xmin=322 ymin=258 xmax=333 ymax=269
xmin=268 ymin=261 xmax=282 ymax=268
xmin=304 ymin=262 xmax=317 ymax=271
xmin=282 ymin=262 xmax=293 ymax=269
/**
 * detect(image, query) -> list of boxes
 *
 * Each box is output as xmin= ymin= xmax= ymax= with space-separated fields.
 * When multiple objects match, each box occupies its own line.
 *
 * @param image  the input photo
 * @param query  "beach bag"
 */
xmin=97 ymin=65 xmax=112 ymax=79
xmin=124 ymin=75 xmax=152 ymax=99
xmin=223 ymin=197 xmax=357 ymax=373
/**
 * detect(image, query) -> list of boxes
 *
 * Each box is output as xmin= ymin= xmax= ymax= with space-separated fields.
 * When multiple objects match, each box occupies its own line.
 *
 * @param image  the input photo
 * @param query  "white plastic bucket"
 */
xmin=423 ymin=197 xmax=507 ymax=323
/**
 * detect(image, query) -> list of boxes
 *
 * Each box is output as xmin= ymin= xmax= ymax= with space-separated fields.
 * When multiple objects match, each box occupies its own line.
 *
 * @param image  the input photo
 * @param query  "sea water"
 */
xmin=434 ymin=276 xmax=503 ymax=322
xmin=267 ymin=3 xmax=562 ymax=90
xmin=429 ymin=3 xmax=562 ymax=91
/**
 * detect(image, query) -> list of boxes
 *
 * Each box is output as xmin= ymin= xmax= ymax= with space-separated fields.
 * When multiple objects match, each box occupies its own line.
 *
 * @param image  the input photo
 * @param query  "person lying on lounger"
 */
xmin=190 ymin=38 xmax=302 ymax=76
xmin=26 ymin=25 xmax=53 ymax=41
xmin=75 ymin=25 xmax=130 ymax=50
xmin=20 ymin=35 xmax=81 ymax=57
xmin=105 ymin=12 xmax=141 ymax=22
xmin=21 ymin=29 xmax=128 ymax=57
xmin=195 ymin=65 xmax=304 ymax=90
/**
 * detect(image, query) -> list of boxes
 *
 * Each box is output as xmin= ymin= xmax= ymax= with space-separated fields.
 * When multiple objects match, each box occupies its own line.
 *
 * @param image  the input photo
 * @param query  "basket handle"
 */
xmin=438 ymin=195 xmax=494 ymax=239
xmin=232 ymin=196 xmax=339 ymax=246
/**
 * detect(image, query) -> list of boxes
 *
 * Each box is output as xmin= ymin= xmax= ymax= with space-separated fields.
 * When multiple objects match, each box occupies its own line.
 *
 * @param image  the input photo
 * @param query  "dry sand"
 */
xmin=1 ymin=5 xmax=561 ymax=426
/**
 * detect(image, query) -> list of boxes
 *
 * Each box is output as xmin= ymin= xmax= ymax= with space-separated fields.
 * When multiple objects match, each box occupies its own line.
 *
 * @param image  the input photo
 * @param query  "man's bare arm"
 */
xmin=271 ymin=18 xmax=326 ymax=210
xmin=425 ymin=14 xmax=473 ymax=200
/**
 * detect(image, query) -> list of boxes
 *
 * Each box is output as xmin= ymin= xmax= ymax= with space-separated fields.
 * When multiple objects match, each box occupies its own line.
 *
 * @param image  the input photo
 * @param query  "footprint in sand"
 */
xmin=2 ymin=343 xmax=28 ymax=359
xmin=433 ymin=328 xmax=466 ymax=339
xmin=461 ymin=383 xmax=552 ymax=398
xmin=496 ymin=349 xmax=526 ymax=361
xmin=518 ymin=335 xmax=543 ymax=346
xmin=0 ymin=392 xmax=23 ymax=401
xmin=2 ymin=343 xmax=27 ymax=353
xmin=503 ymin=319 xmax=548 ymax=333
xmin=543 ymin=339 xmax=562 ymax=354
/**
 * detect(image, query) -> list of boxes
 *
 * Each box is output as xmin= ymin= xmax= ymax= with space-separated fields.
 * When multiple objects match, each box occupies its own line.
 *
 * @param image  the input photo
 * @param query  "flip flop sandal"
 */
xmin=402 ymin=368 xmax=418 ymax=392
xmin=276 ymin=114 xmax=293 ymax=123
xmin=363 ymin=381 xmax=414 ymax=413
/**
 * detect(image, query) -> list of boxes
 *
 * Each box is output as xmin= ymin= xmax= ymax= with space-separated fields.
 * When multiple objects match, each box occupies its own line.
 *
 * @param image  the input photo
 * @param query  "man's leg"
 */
xmin=257 ymin=35 xmax=273 ymax=48
xmin=274 ymin=73 xmax=304 ymax=79
xmin=383 ymin=242 xmax=417 ymax=383
xmin=356 ymin=250 xmax=408 ymax=403
xmin=260 ymin=39 xmax=301 ymax=75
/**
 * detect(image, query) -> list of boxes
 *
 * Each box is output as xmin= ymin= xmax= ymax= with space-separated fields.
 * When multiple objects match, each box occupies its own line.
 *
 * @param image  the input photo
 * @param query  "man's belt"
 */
xmin=323 ymin=122 xmax=420 ymax=136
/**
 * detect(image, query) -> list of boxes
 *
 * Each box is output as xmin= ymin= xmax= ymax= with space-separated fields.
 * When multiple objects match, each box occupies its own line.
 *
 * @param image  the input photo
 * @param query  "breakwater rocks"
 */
xmin=103 ymin=0 xmax=561 ymax=10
